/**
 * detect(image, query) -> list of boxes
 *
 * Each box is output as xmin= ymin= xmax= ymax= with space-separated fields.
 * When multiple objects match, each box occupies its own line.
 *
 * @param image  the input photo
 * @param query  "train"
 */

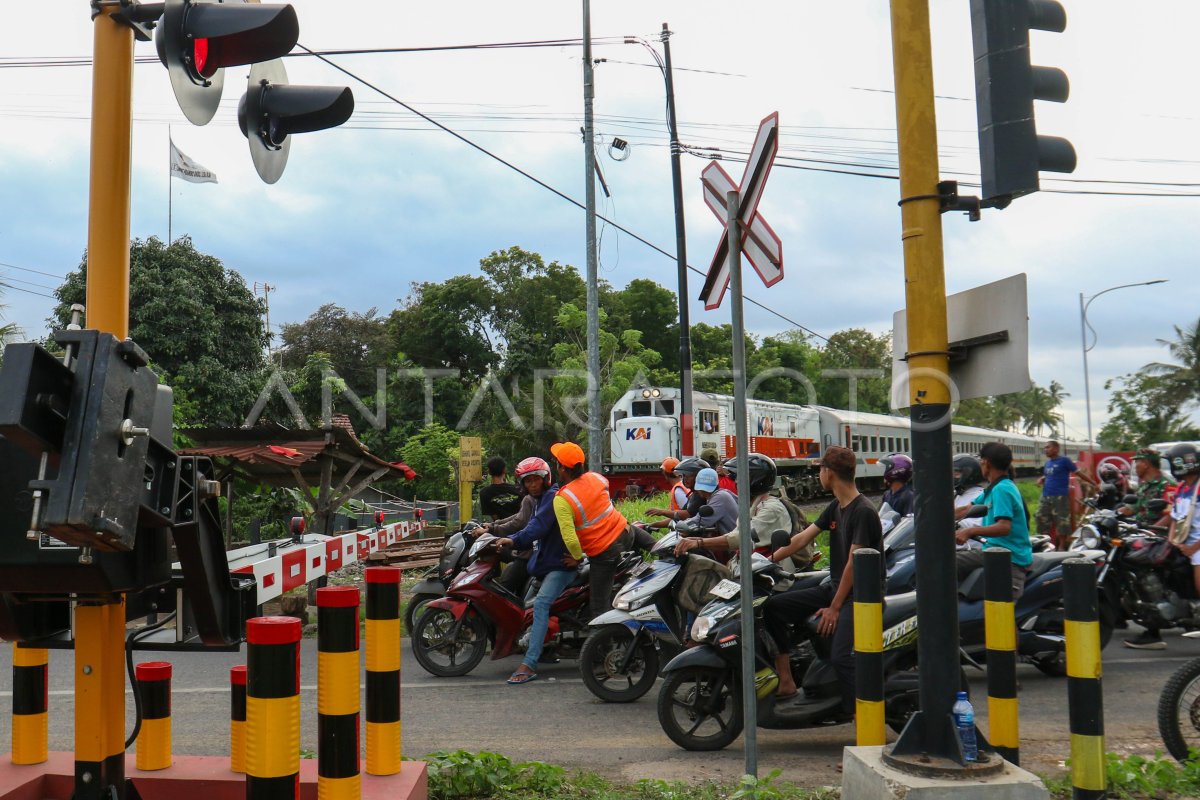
xmin=602 ymin=386 xmax=1095 ymax=500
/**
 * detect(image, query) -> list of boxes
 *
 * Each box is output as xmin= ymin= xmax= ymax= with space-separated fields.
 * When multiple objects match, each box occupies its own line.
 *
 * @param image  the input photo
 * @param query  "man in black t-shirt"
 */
xmin=767 ymin=445 xmax=883 ymax=709
xmin=478 ymin=456 xmax=522 ymax=521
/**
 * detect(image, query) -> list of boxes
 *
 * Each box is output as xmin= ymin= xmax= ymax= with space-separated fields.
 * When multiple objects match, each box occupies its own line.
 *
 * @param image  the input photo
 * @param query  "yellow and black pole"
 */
xmin=984 ymin=547 xmax=1019 ymax=764
xmin=365 ymin=567 xmax=402 ymax=775
xmin=853 ymin=548 xmax=886 ymax=746
xmin=883 ymin=0 xmax=965 ymax=767
xmin=246 ymin=617 xmax=302 ymax=800
xmin=1064 ymin=558 xmax=1106 ymax=799
xmin=11 ymin=644 xmax=49 ymax=765
xmin=134 ymin=662 xmax=173 ymax=771
xmin=317 ymin=585 xmax=362 ymax=800
xmin=230 ymin=665 xmax=248 ymax=774
xmin=76 ymin=6 xmax=135 ymax=798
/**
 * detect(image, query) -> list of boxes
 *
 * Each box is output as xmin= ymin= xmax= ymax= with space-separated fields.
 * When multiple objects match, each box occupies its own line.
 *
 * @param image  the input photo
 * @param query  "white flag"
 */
xmin=169 ymin=140 xmax=218 ymax=184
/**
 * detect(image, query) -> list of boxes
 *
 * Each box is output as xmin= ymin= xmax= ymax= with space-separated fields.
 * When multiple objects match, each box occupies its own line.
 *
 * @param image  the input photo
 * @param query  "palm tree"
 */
xmin=0 ymin=294 xmax=22 ymax=366
xmin=1020 ymin=385 xmax=1061 ymax=436
xmin=1145 ymin=317 xmax=1200 ymax=410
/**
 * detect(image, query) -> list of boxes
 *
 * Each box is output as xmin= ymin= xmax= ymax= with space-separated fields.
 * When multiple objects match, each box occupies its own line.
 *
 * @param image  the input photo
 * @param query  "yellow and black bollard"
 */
xmin=317 ymin=585 xmax=362 ymax=800
xmin=11 ymin=644 xmax=48 ymax=765
xmin=246 ymin=617 xmax=302 ymax=800
xmin=365 ymin=566 xmax=402 ymax=775
xmin=230 ymin=665 xmax=247 ymax=774
xmin=853 ymin=548 xmax=886 ymax=746
xmin=983 ymin=547 xmax=1019 ymax=765
xmin=1064 ymin=558 xmax=1106 ymax=800
xmin=135 ymin=662 xmax=172 ymax=770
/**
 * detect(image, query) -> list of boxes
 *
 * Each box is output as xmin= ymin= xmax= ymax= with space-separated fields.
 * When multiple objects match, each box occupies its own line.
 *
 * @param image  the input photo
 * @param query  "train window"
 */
xmin=699 ymin=411 xmax=719 ymax=434
xmin=632 ymin=401 xmax=652 ymax=416
xmin=870 ymin=436 xmax=878 ymax=452
xmin=851 ymin=435 xmax=860 ymax=451
xmin=657 ymin=400 xmax=675 ymax=415
xmin=613 ymin=410 xmax=628 ymax=424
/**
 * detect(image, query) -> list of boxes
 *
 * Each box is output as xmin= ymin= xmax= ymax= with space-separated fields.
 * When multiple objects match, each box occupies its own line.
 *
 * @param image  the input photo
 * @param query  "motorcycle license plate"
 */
xmin=710 ymin=579 xmax=740 ymax=600
xmin=630 ymin=561 xmax=652 ymax=578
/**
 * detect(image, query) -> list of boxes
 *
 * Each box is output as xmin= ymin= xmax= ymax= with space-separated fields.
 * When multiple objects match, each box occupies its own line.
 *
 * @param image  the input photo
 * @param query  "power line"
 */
xmin=295 ymin=44 xmax=832 ymax=344
xmin=0 ymin=260 xmax=68 ymax=280
xmin=0 ymin=280 xmax=55 ymax=299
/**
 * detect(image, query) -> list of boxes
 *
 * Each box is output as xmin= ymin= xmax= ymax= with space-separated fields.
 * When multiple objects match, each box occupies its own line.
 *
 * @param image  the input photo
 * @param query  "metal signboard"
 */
xmin=458 ymin=436 xmax=483 ymax=483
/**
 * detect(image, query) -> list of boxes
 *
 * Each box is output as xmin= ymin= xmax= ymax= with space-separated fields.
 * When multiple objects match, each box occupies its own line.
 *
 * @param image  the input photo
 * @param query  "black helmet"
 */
xmin=722 ymin=453 xmax=778 ymax=496
xmin=674 ymin=456 xmax=708 ymax=477
xmin=1168 ymin=443 xmax=1200 ymax=477
xmin=952 ymin=454 xmax=983 ymax=492
xmin=1098 ymin=463 xmax=1121 ymax=483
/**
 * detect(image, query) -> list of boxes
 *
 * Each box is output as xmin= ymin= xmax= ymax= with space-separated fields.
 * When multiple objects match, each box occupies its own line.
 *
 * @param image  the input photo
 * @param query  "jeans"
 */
xmin=588 ymin=525 xmax=636 ymax=620
xmin=763 ymin=584 xmax=856 ymax=713
xmin=523 ymin=568 xmax=575 ymax=671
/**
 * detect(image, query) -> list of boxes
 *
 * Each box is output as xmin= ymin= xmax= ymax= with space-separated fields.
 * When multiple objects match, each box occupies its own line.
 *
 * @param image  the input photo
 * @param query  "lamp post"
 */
xmin=1079 ymin=279 xmax=1168 ymax=444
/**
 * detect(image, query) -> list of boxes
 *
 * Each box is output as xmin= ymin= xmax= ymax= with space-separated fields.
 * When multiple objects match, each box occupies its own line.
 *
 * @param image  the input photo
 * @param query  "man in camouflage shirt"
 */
xmin=1121 ymin=448 xmax=1176 ymax=528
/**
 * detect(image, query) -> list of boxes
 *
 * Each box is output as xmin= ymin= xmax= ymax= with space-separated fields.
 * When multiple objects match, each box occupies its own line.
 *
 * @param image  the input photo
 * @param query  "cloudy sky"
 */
xmin=1 ymin=1 xmax=1196 ymax=439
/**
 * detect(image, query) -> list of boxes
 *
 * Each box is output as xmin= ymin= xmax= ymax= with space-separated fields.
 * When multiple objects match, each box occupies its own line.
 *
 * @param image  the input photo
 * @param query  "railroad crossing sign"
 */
xmin=698 ymin=112 xmax=783 ymax=310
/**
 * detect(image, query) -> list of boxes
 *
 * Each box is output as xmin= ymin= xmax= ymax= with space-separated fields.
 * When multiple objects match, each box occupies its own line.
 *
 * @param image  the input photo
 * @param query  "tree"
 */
xmin=0 ymin=290 xmax=19 ymax=366
xmin=814 ymin=328 xmax=893 ymax=413
xmin=387 ymin=275 xmax=497 ymax=379
xmin=1099 ymin=371 xmax=1200 ymax=450
xmin=50 ymin=236 xmax=268 ymax=427
xmin=279 ymin=304 xmax=391 ymax=392
xmin=398 ymin=422 xmax=462 ymax=501
xmin=1145 ymin=317 xmax=1200 ymax=412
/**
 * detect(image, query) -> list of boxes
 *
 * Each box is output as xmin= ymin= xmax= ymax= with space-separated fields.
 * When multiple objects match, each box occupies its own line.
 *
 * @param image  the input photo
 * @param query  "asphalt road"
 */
xmin=2 ymin=629 xmax=1198 ymax=787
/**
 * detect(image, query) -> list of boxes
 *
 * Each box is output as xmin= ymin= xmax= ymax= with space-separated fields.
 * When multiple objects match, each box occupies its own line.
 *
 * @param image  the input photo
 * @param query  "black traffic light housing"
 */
xmin=970 ymin=0 xmax=1077 ymax=203
xmin=238 ymin=59 xmax=355 ymax=184
xmin=156 ymin=0 xmax=299 ymax=125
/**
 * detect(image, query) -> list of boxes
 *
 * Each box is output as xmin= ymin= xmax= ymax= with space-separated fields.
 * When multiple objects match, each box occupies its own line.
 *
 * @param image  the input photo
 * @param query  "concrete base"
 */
xmin=0 ymin=752 xmax=428 ymax=800
xmin=842 ymin=747 xmax=1049 ymax=800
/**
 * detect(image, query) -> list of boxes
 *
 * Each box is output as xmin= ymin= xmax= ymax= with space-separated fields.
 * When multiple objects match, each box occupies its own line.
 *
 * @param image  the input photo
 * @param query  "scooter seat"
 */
xmin=1025 ymin=550 xmax=1077 ymax=582
xmin=882 ymin=591 xmax=917 ymax=628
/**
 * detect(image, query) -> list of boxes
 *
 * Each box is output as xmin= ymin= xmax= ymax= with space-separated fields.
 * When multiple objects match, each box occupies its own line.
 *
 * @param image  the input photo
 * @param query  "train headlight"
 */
xmin=641 ymin=389 xmax=652 ymax=398
xmin=651 ymin=388 xmax=661 ymax=397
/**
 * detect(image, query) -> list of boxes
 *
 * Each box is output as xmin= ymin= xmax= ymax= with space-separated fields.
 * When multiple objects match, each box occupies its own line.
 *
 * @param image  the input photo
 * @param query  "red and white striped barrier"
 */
xmin=224 ymin=521 xmax=427 ymax=606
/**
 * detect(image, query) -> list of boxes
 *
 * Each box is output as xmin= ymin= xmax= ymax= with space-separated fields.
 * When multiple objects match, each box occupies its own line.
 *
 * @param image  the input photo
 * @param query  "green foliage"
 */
xmin=49 ymin=236 xmax=268 ymax=427
xmin=952 ymin=381 xmax=1067 ymax=436
xmin=425 ymin=749 xmax=564 ymax=799
xmin=399 ymin=422 xmax=463 ymax=500
xmin=1044 ymin=750 xmax=1200 ymax=799
xmin=279 ymin=304 xmax=391 ymax=391
xmin=616 ymin=493 xmax=670 ymax=524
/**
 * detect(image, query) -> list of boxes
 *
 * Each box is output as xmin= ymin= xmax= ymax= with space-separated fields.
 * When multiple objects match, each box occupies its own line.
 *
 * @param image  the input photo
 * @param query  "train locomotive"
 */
xmin=603 ymin=386 xmax=1092 ymax=500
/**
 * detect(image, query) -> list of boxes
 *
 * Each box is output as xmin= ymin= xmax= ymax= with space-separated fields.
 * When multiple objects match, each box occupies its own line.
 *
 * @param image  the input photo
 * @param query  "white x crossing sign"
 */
xmin=698 ymin=112 xmax=783 ymax=310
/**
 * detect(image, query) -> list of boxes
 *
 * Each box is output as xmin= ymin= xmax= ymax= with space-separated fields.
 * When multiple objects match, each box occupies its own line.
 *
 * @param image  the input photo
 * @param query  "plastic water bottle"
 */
xmin=952 ymin=691 xmax=978 ymax=763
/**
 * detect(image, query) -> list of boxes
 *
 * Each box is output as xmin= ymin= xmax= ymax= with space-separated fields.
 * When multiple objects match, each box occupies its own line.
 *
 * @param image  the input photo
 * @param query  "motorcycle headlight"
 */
xmin=691 ymin=616 xmax=715 ymax=642
xmin=614 ymin=599 xmax=632 ymax=611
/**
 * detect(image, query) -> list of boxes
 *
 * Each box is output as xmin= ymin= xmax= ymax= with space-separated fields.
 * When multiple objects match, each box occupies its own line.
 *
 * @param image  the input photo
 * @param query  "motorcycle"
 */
xmin=410 ymin=532 xmax=641 ymax=677
xmin=406 ymin=522 xmax=480 ymax=633
xmin=1156 ymin=631 xmax=1200 ymax=762
xmin=655 ymin=558 xmax=935 ymax=751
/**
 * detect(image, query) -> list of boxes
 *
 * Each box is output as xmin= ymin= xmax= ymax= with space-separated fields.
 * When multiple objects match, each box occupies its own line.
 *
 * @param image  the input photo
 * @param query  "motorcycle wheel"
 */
xmin=411 ymin=606 xmax=488 ymax=677
xmin=1158 ymin=656 xmax=1200 ymax=762
xmin=657 ymin=666 xmax=743 ymax=751
xmin=579 ymin=624 xmax=660 ymax=703
xmin=405 ymin=593 xmax=441 ymax=636
xmin=885 ymin=667 xmax=969 ymax=735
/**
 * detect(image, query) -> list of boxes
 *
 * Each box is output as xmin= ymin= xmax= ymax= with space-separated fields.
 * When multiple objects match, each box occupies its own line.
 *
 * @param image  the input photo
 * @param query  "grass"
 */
xmin=617 ymin=492 xmax=671 ymax=524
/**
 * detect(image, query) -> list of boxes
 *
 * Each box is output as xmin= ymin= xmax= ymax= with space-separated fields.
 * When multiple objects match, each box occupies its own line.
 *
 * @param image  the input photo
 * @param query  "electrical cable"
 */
xmin=295 ymin=44 xmax=833 ymax=343
xmin=124 ymin=611 xmax=178 ymax=750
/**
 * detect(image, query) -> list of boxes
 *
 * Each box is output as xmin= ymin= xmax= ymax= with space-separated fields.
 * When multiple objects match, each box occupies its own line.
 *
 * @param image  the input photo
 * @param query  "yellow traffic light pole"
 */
xmin=76 ymin=9 xmax=135 ymax=799
xmin=883 ymin=0 xmax=990 ymax=771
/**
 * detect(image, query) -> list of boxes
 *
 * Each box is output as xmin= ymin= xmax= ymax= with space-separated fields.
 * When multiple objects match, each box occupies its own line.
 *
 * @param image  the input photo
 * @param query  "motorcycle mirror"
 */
xmin=770 ymin=530 xmax=791 ymax=551
xmin=1122 ymin=494 xmax=1138 ymax=505
xmin=1146 ymin=499 xmax=1169 ymax=515
xmin=965 ymin=504 xmax=988 ymax=519
xmin=698 ymin=504 xmax=715 ymax=517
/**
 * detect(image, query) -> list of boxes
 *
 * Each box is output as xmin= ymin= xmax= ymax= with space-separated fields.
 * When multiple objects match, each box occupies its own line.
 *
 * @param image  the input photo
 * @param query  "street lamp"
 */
xmin=1079 ymin=279 xmax=1168 ymax=445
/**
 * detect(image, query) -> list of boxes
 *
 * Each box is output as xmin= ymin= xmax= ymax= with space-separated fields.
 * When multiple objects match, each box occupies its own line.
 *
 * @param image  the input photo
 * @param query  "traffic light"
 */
xmin=970 ymin=0 xmax=1077 ymax=203
xmin=238 ymin=59 xmax=355 ymax=184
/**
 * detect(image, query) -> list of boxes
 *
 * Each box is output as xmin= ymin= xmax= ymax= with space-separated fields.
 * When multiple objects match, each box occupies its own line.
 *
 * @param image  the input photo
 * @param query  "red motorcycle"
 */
xmin=410 ymin=533 xmax=641 ymax=677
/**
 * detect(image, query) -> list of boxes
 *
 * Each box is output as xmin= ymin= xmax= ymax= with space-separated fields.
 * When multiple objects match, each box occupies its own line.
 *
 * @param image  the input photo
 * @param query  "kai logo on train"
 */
xmin=625 ymin=427 xmax=652 ymax=441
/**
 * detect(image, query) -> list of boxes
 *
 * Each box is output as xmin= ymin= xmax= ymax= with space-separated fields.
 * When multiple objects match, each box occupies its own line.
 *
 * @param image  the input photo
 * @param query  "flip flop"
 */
xmin=776 ymin=690 xmax=799 ymax=700
xmin=506 ymin=670 xmax=538 ymax=685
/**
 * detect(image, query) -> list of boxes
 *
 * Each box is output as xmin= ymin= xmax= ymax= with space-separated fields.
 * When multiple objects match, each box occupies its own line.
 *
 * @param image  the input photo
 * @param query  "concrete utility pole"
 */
xmin=582 ymin=0 xmax=602 ymax=468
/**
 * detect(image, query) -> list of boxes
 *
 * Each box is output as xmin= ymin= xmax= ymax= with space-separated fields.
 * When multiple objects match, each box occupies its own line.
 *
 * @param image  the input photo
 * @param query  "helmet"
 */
xmin=515 ymin=456 xmax=551 ymax=481
xmin=1098 ymin=463 xmax=1121 ymax=483
xmin=674 ymin=456 xmax=708 ymax=477
xmin=1168 ymin=443 xmax=1200 ymax=477
xmin=952 ymin=454 xmax=983 ymax=492
xmin=661 ymin=457 xmax=681 ymax=474
xmin=881 ymin=453 xmax=913 ymax=484
xmin=722 ymin=453 xmax=778 ymax=496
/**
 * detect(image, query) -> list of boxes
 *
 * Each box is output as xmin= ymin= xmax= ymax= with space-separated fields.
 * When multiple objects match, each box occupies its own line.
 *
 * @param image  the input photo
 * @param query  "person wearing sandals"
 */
xmin=495 ymin=456 xmax=572 ymax=685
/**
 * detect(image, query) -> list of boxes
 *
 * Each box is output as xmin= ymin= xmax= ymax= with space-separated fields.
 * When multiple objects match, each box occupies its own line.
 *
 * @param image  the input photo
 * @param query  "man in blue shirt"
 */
xmin=955 ymin=442 xmax=1033 ymax=598
xmin=690 ymin=468 xmax=739 ymax=534
xmin=1037 ymin=440 xmax=1094 ymax=550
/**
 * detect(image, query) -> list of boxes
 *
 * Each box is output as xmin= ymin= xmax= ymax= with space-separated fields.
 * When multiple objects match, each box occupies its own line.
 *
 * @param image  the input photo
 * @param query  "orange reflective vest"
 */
xmin=558 ymin=472 xmax=627 ymax=556
xmin=669 ymin=481 xmax=690 ymax=513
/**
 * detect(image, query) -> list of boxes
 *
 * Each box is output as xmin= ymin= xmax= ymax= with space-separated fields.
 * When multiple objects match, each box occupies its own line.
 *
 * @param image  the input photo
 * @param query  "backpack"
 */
xmin=771 ymin=493 xmax=815 ymax=569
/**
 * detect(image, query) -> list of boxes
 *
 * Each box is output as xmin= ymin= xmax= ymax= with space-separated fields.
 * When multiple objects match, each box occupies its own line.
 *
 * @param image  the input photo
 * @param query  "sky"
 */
xmin=0 ymin=1 xmax=1197 ymax=441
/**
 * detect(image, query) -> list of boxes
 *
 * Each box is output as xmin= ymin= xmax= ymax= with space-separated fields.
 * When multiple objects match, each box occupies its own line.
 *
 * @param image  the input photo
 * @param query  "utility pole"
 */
xmin=884 ymin=0 xmax=965 ymax=768
xmin=254 ymin=281 xmax=276 ymax=365
xmin=661 ymin=23 xmax=694 ymax=456
xmin=582 ymin=0 xmax=602 ymax=468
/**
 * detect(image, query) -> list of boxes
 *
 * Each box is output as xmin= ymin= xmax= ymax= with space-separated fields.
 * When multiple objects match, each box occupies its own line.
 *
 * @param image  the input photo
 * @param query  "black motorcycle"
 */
xmin=1157 ymin=632 xmax=1200 ymax=761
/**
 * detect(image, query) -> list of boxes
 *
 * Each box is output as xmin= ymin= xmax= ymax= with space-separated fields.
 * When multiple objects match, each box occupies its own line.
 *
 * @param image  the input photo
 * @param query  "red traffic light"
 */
xmin=156 ymin=0 xmax=299 ymax=126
